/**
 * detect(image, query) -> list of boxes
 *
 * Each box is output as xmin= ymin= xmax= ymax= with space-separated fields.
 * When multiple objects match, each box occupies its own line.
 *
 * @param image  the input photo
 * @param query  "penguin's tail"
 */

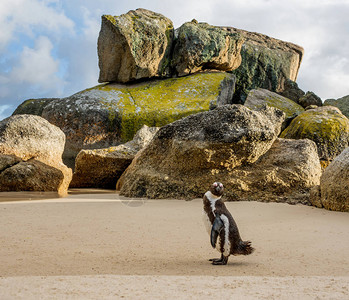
xmin=237 ymin=240 xmax=255 ymax=255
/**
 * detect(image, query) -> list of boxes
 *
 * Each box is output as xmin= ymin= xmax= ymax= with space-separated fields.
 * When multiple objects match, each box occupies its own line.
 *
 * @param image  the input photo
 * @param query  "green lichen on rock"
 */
xmin=245 ymin=88 xmax=304 ymax=119
xmin=227 ymin=27 xmax=303 ymax=104
xmin=13 ymin=72 xmax=235 ymax=166
xmin=94 ymin=72 xmax=234 ymax=141
xmin=324 ymin=95 xmax=349 ymax=118
xmin=172 ymin=22 xmax=244 ymax=76
xmin=12 ymin=98 xmax=57 ymax=116
xmin=280 ymin=106 xmax=349 ymax=161
xmin=98 ymin=9 xmax=174 ymax=83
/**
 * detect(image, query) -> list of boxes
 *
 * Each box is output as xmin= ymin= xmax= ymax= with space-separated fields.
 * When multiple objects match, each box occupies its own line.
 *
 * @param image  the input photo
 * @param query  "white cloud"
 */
xmin=11 ymin=36 xmax=60 ymax=88
xmin=0 ymin=0 xmax=349 ymax=122
xmin=0 ymin=0 xmax=74 ymax=49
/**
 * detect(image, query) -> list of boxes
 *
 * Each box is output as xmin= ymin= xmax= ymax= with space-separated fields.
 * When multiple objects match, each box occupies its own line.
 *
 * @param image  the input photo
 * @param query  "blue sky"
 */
xmin=1 ymin=0 xmax=348 ymax=120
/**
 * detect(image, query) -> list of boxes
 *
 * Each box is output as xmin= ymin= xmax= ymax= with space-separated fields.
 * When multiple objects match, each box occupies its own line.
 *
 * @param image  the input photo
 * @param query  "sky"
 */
xmin=0 ymin=0 xmax=348 ymax=120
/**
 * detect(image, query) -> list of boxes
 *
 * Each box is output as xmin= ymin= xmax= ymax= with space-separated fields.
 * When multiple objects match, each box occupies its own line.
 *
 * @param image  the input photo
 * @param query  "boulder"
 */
xmin=70 ymin=125 xmax=159 ymax=188
xmin=172 ymin=21 xmax=244 ymax=76
xmin=0 ymin=156 xmax=65 ymax=192
xmin=278 ymin=79 xmax=305 ymax=103
xmin=12 ymin=98 xmax=57 ymax=116
xmin=280 ymin=106 xmax=349 ymax=164
xmin=13 ymin=72 xmax=236 ymax=168
xmin=0 ymin=115 xmax=72 ymax=195
xmin=298 ymin=91 xmax=322 ymax=108
xmin=98 ymin=9 xmax=174 ymax=83
xmin=227 ymin=138 xmax=321 ymax=204
xmin=226 ymin=27 xmax=304 ymax=103
xmin=310 ymin=147 xmax=349 ymax=212
xmin=117 ymin=104 xmax=285 ymax=199
xmin=244 ymin=88 xmax=304 ymax=129
xmin=324 ymin=95 xmax=349 ymax=118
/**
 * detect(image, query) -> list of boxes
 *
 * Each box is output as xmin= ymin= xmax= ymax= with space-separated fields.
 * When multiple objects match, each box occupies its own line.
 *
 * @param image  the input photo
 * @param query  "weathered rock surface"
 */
xmin=172 ymin=21 xmax=244 ymax=76
xmin=13 ymin=72 xmax=236 ymax=168
xmin=228 ymin=138 xmax=321 ymax=204
xmin=98 ymin=9 xmax=174 ymax=83
xmin=0 ymin=115 xmax=72 ymax=195
xmin=310 ymin=147 xmax=349 ymax=212
xmin=226 ymin=27 xmax=304 ymax=103
xmin=117 ymin=104 xmax=285 ymax=199
xmin=324 ymin=95 xmax=349 ymax=118
xmin=298 ymin=91 xmax=322 ymax=108
xmin=244 ymin=88 xmax=304 ymax=130
xmin=280 ymin=106 xmax=349 ymax=164
xmin=70 ymin=125 xmax=159 ymax=188
xmin=0 ymin=156 xmax=65 ymax=192
xmin=278 ymin=79 xmax=305 ymax=103
xmin=12 ymin=98 xmax=57 ymax=116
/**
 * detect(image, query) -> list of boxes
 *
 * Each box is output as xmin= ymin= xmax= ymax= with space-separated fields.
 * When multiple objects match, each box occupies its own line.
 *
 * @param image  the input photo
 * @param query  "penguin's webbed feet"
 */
xmin=209 ymin=254 xmax=228 ymax=265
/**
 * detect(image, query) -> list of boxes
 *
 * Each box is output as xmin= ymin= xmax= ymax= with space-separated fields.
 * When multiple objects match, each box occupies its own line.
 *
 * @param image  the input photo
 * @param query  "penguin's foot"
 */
xmin=209 ymin=254 xmax=228 ymax=265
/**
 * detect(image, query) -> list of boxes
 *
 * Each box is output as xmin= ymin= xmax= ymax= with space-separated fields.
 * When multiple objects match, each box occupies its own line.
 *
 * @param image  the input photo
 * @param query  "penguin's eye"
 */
xmin=219 ymin=183 xmax=223 ymax=188
xmin=213 ymin=182 xmax=217 ymax=187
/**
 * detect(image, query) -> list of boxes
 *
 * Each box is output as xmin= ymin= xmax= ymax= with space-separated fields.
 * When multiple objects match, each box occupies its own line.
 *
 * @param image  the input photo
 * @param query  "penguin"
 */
xmin=202 ymin=182 xmax=254 ymax=265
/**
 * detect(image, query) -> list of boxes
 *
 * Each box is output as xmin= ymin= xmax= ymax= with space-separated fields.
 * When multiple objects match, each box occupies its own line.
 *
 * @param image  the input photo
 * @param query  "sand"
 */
xmin=0 ymin=192 xmax=348 ymax=299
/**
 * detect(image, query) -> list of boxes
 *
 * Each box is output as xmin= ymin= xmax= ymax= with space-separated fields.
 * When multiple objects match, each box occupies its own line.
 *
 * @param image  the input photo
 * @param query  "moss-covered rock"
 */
xmin=324 ymin=95 xmax=349 ymax=118
xmin=226 ymin=27 xmax=303 ymax=103
xmin=98 ymin=8 xmax=174 ymax=83
xmin=298 ymin=91 xmax=322 ymax=108
xmin=280 ymin=106 xmax=349 ymax=163
xmin=245 ymin=88 xmax=304 ymax=120
xmin=12 ymin=98 xmax=57 ymax=116
xmin=172 ymin=21 xmax=244 ymax=76
xmin=13 ymin=72 xmax=236 ymax=168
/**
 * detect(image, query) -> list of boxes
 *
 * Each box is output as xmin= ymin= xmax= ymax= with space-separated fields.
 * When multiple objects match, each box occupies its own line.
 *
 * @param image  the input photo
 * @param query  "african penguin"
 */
xmin=202 ymin=182 xmax=254 ymax=265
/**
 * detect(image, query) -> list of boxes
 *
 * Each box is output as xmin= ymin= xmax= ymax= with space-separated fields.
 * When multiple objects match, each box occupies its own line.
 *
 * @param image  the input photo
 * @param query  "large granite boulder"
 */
xmin=278 ymin=79 xmax=305 ymax=104
xmin=228 ymin=138 xmax=321 ymax=204
xmin=0 ymin=115 xmax=72 ymax=195
xmin=298 ymin=91 xmax=322 ymax=108
xmin=280 ymin=106 xmax=349 ymax=165
xmin=98 ymin=9 xmax=174 ymax=83
xmin=244 ymin=88 xmax=304 ymax=129
xmin=117 ymin=104 xmax=285 ymax=199
xmin=70 ymin=125 xmax=159 ymax=189
xmin=172 ymin=21 xmax=244 ymax=76
xmin=226 ymin=27 xmax=304 ymax=103
xmin=324 ymin=95 xmax=349 ymax=118
xmin=310 ymin=147 xmax=349 ymax=212
xmin=13 ymin=72 xmax=235 ymax=168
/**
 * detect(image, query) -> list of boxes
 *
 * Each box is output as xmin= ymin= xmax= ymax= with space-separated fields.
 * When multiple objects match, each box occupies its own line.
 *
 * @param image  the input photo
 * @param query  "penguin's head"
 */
xmin=210 ymin=182 xmax=224 ymax=196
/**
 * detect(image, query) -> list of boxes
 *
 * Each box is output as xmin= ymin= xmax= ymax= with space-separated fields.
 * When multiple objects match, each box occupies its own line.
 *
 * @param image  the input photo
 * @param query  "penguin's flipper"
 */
xmin=210 ymin=215 xmax=224 ymax=248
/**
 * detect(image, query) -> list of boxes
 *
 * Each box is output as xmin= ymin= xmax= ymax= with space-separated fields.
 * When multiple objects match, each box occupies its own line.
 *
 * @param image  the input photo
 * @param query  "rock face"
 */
xmin=310 ymin=147 xmax=349 ymax=212
xmin=227 ymin=27 xmax=304 ymax=103
xmin=278 ymin=79 xmax=305 ymax=103
xmin=217 ymin=138 xmax=321 ymax=204
xmin=298 ymin=91 xmax=322 ymax=108
xmin=71 ymin=125 xmax=159 ymax=189
xmin=280 ymin=106 xmax=349 ymax=163
xmin=324 ymin=95 xmax=349 ymax=118
xmin=98 ymin=9 xmax=174 ymax=83
xmin=0 ymin=115 xmax=72 ymax=195
xmin=172 ymin=21 xmax=244 ymax=76
xmin=117 ymin=104 xmax=285 ymax=199
xmin=244 ymin=88 xmax=304 ymax=123
xmin=13 ymin=72 xmax=236 ymax=168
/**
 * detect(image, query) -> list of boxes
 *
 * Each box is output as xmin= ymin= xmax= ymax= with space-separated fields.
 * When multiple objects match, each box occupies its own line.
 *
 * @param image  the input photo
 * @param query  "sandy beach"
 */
xmin=0 ymin=192 xmax=348 ymax=299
